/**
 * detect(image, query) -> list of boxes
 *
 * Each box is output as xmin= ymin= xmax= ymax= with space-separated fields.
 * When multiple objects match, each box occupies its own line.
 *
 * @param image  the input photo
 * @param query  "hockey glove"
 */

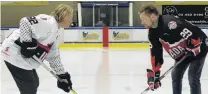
xmin=57 ymin=72 xmax=72 ymax=93
xmin=186 ymin=38 xmax=201 ymax=56
xmin=15 ymin=38 xmax=38 ymax=58
xmin=15 ymin=38 xmax=53 ymax=59
xmin=147 ymin=69 xmax=161 ymax=91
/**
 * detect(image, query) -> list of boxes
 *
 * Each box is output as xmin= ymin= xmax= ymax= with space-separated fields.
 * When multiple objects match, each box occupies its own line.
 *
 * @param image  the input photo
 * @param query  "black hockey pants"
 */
xmin=4 ymin=61 xmax=39 ymax=94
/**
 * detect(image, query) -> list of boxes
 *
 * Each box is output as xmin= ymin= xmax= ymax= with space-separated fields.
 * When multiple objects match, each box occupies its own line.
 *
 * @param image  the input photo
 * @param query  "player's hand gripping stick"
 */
xmin=141 ymin=52 xmax=192 ymax=94
xmin=32 ymin=56 xmax=77 ymax=94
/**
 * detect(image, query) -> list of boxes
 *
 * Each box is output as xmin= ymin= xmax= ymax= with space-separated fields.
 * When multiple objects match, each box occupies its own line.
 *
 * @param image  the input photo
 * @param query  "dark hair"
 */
xmin=139 ymin=4 xmax=159 ymax=15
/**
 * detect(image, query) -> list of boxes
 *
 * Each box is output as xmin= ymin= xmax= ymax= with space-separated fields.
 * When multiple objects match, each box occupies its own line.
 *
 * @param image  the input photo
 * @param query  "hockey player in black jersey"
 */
xmin=139 ymin=5 xmax=208 ymax=94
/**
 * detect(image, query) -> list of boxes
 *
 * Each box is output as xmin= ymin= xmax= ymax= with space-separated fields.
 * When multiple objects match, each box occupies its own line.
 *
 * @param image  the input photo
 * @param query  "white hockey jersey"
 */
xmin=1 ymin=14 xmax=65 ymax=74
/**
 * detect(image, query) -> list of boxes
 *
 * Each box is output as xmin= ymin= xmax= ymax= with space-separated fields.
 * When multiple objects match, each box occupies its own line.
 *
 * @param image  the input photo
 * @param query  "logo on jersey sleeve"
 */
xmin=1 ymin=47 xmax=10 ymax=56
xmin=168 ymin=21 xmax=177 ymax=30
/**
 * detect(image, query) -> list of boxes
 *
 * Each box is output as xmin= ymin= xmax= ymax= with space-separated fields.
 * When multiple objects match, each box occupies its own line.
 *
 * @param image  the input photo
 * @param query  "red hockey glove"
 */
xmin=186 ymin=38 xmax=201 ymax=56
xmin=147 ymin=69 xmax=161 ymax=91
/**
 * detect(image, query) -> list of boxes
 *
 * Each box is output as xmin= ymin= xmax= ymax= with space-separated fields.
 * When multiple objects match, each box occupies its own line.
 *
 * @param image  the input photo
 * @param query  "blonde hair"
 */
xmin=51 ymin=4 xmax=73 ymax=22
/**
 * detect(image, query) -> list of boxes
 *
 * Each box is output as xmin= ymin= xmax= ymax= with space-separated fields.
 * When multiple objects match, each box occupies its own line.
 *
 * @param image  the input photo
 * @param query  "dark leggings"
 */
xmin=5 ymin=61 xmax=39 ymax=94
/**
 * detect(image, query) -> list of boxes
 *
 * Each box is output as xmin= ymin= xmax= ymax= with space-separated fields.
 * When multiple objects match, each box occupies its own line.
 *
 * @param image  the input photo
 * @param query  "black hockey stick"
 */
xmin=32 ymin=56 xmax=77 ymax=94
xmin=141 ymin=52 xmax=192 ymax=94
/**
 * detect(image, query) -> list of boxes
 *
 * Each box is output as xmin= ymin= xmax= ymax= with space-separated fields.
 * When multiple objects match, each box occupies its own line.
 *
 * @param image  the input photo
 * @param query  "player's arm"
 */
xmin=177 ymin=18 xmax=202 ymax=56
xmin=149 ymin=31 xmax=163 ymax=72
xmin=15 ymin=17 xmax=39 ymax=58
xmin=146 ymin=31 xmax=163 ymax=90
xmin=45 ymin=42 xmax=65 ymax=75
xmin=19 ymin=17 xmax=38 ymax=42
xmin=45 ymin=41 xmax=72 ymax=93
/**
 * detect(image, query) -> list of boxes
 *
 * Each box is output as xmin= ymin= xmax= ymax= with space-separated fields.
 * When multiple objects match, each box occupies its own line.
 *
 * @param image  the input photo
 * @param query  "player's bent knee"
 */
xmin=20 ymin=88 xmax=37 ymax=94
xmin=188 ymin=77 xmax=200 ymax=87
xmin=18 ymin=83 xmax=38 ymax=94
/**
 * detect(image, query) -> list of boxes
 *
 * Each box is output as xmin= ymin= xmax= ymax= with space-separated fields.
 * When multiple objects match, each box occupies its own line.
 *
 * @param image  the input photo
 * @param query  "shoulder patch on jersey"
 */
xmin=168 ymin=21 xmax=177 ymax=30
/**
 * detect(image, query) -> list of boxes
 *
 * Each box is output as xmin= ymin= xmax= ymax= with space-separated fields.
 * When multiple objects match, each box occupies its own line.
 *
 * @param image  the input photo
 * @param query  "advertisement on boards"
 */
xmin=162 ymin=5 xmax=208 ymax=24
xmin=79 ymin=29 xmax=102 ymax=42
xmin=109 ymin=29 xmax=132 ymax=42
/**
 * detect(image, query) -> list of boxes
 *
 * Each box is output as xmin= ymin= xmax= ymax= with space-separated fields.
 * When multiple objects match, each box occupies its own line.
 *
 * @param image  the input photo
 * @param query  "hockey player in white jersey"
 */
xmin=1 ymin=4 xmax=73 ymax=94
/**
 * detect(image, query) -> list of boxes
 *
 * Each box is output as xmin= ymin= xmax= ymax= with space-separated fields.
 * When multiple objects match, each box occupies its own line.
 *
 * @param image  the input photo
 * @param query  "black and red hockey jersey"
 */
xmin=148 ymin=15 xmax=207 ymax=71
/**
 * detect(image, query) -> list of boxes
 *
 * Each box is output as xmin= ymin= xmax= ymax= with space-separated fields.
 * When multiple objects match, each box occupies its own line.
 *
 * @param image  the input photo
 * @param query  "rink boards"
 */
xmin=1 ymin=27 xmax=208 ymax=48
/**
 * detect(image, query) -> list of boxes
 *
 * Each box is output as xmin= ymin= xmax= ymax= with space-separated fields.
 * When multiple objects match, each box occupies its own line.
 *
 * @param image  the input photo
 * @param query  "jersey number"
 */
xmin=180 ymin=28 xmax=192 ymax=39
xmin=26 ymin=16 xmax=38 ymax=25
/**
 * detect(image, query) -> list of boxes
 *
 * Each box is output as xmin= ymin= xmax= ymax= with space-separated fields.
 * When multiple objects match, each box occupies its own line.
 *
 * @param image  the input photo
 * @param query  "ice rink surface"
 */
xmin=1 ymin=47 xmax=208 ymax=94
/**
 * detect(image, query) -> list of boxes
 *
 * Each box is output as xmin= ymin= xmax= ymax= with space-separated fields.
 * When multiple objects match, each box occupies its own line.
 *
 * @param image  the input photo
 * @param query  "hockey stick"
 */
xmin=32 ymin=56 xmax=77 ymax=94
xmin=14 ymin=40 xmax=77 ymax=93
xmin=141 ymin=53 xmax=191 ymax=94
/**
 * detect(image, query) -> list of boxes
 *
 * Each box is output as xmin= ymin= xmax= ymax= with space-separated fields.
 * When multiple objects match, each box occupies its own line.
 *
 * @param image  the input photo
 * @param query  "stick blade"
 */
xmin=69 ymin=89 xmax=77 ymax=94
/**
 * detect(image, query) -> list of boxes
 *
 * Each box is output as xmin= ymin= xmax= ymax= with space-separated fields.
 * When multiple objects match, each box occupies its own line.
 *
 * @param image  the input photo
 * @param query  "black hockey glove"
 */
xmin=147 ymin=69 xmax=161 ymax=91
xmin=15 ymin=38 xmax=38 ymax=58
xmin=57 ymin=72 xmax=72 ymax=93
xmin=15 ymin=38 xmax=52 ymax=59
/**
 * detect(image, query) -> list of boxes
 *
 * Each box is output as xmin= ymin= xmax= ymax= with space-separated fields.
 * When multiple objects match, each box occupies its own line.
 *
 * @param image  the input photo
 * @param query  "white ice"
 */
xmin=1 ymin=47 xmax=208 ymax=94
